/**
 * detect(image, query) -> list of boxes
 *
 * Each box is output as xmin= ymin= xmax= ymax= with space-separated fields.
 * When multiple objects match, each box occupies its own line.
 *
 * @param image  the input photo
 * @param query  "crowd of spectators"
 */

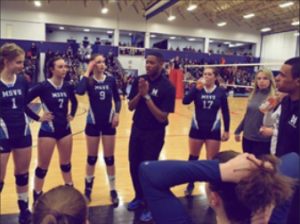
xmin=18 ymin=43 xmax=39 ymax=86
xmin=119 ymin=42 xmax=145 ymax=56
xmin=162 ymin=56 xmax=255 ymax=96
xmin=165 ymin=45 xmax=254 ymax=60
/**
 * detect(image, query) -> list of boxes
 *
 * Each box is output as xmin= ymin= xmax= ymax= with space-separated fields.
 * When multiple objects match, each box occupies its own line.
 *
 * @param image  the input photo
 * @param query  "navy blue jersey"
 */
xmin=27 ymin=79 xmax=78 ymax=132
xmin=128 ymin=74 xmax=176 ymax=129
xmin=183 ymin=86 xmax=230 ymax=132
xmin=1 ymin=75 xmax=39 ymax=138
xmin=76 ymin=75 xmax=121 ymax=125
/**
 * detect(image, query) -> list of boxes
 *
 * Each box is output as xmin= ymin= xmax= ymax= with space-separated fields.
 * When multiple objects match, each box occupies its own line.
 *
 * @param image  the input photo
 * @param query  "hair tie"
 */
xmin=48 ymin=209 xmax=60 ymax=219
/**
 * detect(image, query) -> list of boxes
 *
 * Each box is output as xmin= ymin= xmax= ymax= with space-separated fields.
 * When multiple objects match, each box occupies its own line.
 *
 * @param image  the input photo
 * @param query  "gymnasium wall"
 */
xmin=1 ymin=20 xmax=46 ymax=41
xmin=118 ymin=55 xmax=146 ymax=75
xmin=1 ymin=1 xmax=262 ymax=56
xmin=261 ymin=31 xmax=298 ymax=70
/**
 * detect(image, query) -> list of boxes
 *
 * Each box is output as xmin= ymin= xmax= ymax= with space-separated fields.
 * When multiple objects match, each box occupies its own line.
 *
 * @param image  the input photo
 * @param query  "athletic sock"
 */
xmin=0 ymin=182 xmax=4 ymax=193
xmin=17 ymin=192 xmax=29 ymax=212
xmin=85 ymin=175 xmax=94 ymax=183
xmin=188 ymin=154 xmax=199 ymax=161
xmin=108 ymin=175 xmax=115 ymax=191
xmin=65 ymin=182 xmax=74 ymax=187
xmin=18 ymin=192 xmax=29 ymax=203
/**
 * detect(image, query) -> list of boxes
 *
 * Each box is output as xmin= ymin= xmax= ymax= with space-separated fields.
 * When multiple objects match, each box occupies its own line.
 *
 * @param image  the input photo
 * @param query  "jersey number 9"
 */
xmin=100 ymin=91 xmax=106 ymax=100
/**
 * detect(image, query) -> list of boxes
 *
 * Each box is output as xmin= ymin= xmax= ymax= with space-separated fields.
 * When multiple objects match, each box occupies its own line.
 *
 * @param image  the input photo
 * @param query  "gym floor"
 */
xmin=0 ymin=96 xmax=247 ymax=223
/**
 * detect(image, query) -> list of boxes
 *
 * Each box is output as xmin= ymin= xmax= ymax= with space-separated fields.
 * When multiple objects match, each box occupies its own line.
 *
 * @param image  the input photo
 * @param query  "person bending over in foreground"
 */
xmin=140 ymin=151 xmax=298 ymax=224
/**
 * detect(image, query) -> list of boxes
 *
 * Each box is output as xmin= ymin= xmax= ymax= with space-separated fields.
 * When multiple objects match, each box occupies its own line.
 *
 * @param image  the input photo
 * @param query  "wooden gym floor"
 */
xmin=0 ymin=95 xmax=247 ymax=215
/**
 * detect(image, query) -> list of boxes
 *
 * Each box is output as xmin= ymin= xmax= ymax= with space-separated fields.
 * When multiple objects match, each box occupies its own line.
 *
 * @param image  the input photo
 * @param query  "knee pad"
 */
xmin=35 ymin=167 xmax=48 ymax=179
xmin=188 ymin=155 xmax=199 ymax=161
xmin=104 ymin=156 xmax=114 ymax=166
xmin=60 ymin=163 xmax=71 ymax=173
xmin=0 ymin=182 xmax=4 ymax=193
xmin=15 ymin=172 xmax=29 ymax=187
xmin=87 ymin=156 xmax=98 ymax=166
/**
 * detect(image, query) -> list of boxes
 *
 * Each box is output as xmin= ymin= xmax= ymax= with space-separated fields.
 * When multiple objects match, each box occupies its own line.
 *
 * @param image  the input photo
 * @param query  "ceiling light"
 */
xmin=209 ymin=40 xmax=214 ymax=43
xmin=188 ymin=38 xmax=196 ymax=41
xmin=59 ymin=27 xmax=65 ymax=30
xmin=170 ymin=37 xmax=176 ymax=39
xmin=129 ymin=33 xmax=132 ymax=36
xmin=236 ymin=43 xmax=243 ymax=46
xmin=34 ymin=1 xmax=41 ymax=7
xmin=168 ymin=16 xmax=176 ymax=21
xmin=243 ymin=13 xmax=255 ymax=19
xmin=217 ymin=22 xmax=227 ymax=27
xmin=107 ymin=31 xmax=113 ymax=34
xmin=150 ymin=34 xmax=156 ymax=38
xmin=295 ymin=32 xmax=299 ymax=36
xmin=292 ymin=21 xmax=299 ymax=26
xmin=261 ymin=27 xmax=271 ymax=32
xmin=102 ymin=8 xmax=108 ymax=14
xmin=84 ymin=29 xmax=90 ymax=32
xmin=279 ymin=2 xmax=294 ymax=8
xmin=224 ymin=42 xmax=231 ymax=44
xmin=187 ymin=5 xmax=197 ymax=11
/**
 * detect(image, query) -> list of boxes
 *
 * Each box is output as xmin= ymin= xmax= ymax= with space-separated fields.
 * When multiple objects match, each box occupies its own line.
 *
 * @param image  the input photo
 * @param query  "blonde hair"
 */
xmin=0 ymin=43 xmax=25 ymax=72
xmin=33 ymin=186 xmax=88 ymax=224
xmin=249 ymin=68 xmax=276 ymax=100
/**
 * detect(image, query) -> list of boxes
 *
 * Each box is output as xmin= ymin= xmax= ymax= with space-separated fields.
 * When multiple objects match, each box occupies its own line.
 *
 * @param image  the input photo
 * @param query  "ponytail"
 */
xmin=209 ymin=152 xmax=295 ymax=224
xmin=237 ymin=155 xmax=295 ymax=213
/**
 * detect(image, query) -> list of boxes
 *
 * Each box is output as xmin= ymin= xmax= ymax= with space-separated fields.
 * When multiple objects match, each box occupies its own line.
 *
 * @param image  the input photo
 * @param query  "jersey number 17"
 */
xmin=203 ymin=100 xmax=213 ymax=109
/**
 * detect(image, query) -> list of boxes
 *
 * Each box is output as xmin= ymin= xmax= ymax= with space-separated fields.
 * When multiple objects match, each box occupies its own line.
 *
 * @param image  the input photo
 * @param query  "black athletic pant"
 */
xmin=129 ymin=124 xmax=165 ymax=199
xmin=122 ymin=84 xmax=127 ymax=97
xmin=242 ymin=137 xmax=271 ymax=158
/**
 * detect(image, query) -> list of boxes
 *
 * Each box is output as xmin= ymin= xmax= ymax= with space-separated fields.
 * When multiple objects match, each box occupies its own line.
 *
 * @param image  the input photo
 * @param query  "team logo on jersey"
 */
xmin=150 ymin=88 xmax=158 ymax=97
xmin=288 ymin=115 xmax=298 ymax=128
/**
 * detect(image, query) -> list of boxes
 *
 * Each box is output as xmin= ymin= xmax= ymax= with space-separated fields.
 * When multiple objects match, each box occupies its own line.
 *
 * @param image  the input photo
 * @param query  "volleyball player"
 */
xmin=182 ymin=67 xmax=230 ymax=196
xmin=235 ymin=68 xmax=276 ymax=157
xmin=139 ymin=152 xmax=298 ymax=224
xmin=26 ymin=56 xmax=78 ymax=204
xmin=0 ymin=43 xmax=52 ymax=224
xmin=76 ymin=54 xmax=121 ymax=205
xmin=127 ymin=52 xmax=175 ymax=222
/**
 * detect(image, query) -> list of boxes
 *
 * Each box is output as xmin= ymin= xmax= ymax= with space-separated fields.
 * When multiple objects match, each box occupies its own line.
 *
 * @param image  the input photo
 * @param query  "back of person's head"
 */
xmin=0 ymin=43 xmax=25 ymax=71
xmin=284 ymin=57 xmax=299 ymax=79
xmin=33 ymin=186 xmax=88 ymax=224
xmin=147 ymin=52 xmax=164 ymax=63
xmin=208 ymin=151 xmax=294 ymax=224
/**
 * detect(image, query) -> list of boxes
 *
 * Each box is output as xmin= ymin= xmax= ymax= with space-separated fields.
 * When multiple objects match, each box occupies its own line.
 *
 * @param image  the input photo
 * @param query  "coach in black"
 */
xmin=274 ymin=57 xmax=299 ymax=224
xmin=275 ymin=57 xmax=299 ymax=157
xmin=127 ymin=52 xmax=175 ymax=222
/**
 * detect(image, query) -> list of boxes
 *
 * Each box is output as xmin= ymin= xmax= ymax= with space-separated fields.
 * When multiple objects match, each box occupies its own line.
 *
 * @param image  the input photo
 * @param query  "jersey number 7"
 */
xmin=58 ymin=99 xmax=64 ymax=108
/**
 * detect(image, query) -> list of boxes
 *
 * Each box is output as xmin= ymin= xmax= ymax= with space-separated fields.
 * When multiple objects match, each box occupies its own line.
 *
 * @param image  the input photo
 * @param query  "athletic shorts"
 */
xmin=0 ymin=135 xmax=32 ymax=153
xmin=38 ymin=128 xmax=72 ymax=141
xmin=189 ymin=127 xmax=221 ymax=141
xmin=85 ymin=123 xmax=116 ymax=137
